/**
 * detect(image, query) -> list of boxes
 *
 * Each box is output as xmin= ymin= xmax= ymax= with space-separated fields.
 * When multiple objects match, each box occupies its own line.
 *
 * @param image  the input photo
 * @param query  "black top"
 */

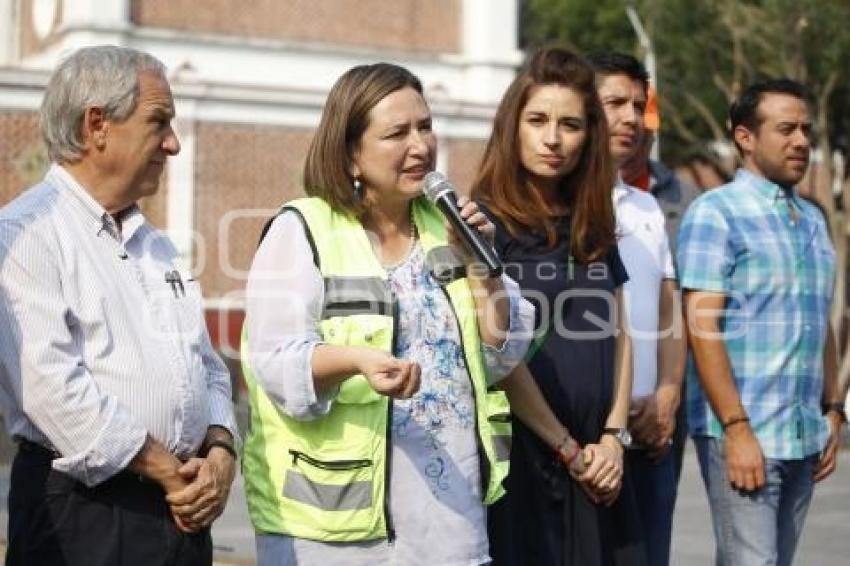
xmin=484 ymin=208 xmax=645 ymax=566
xmin=495 ymin=213 xmax=628 ymax=444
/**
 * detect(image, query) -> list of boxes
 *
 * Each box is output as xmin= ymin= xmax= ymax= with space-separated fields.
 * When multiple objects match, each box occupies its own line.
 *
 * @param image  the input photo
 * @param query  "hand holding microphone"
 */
xmin=421 ymin=172 xmax=503 ymax=278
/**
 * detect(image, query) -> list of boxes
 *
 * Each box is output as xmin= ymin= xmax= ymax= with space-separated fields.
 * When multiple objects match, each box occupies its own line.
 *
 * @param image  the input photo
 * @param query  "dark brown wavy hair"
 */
xmin=471 ymin=46 xmax=615 ymax=263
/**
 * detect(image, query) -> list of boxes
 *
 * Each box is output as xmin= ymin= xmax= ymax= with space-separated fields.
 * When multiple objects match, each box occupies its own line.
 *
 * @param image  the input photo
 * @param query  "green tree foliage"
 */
xmin=522 ymin=0 xmax=850 ymax=166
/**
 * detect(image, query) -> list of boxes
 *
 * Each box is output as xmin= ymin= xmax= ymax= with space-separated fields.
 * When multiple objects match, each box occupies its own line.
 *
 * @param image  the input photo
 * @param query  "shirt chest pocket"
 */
xmin=149 ymin=269 xmax=206 ymax=339
xmin=804 ymin=236 xmax=836 ymax=297
xmin=735 ymin=238 xmax=800 ymax=292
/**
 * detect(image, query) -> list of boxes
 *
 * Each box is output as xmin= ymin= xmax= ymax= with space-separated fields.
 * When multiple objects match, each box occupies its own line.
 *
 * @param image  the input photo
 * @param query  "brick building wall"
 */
xmin=132 ymin=0 xmax=461 ymax=54
xmin=192 ymin=122 xmax=314 ymax=297
xmin=446 ymin=138 xmax=487 ymax=196
xmin=0 ymin=111 xmax=43 ymax=204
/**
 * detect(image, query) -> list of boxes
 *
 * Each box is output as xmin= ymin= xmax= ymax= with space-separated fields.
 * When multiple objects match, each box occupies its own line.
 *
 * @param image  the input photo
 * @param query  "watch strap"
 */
xmin=203 ymin=439 xmax=238 ymax=460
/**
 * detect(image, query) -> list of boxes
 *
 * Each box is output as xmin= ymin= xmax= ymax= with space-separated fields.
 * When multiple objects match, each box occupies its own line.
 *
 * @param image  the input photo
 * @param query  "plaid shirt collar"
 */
xmin=735 ymin=167 xmax=804 ymax=209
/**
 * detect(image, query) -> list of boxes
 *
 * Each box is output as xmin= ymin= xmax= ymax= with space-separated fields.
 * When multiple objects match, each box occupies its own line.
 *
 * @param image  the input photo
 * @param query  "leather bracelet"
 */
xmin=823 ymin=402 xmax=848 ymax=423
xmin=721 ymin=415 xmax=750 ymax=431
xmin=204 ymin=439 xmax=237 ymax=460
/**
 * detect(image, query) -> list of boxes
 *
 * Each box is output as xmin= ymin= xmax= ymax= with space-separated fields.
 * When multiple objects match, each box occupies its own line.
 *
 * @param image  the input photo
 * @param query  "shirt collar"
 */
xmin=117 ymin=205 xmax=146 ymax=242
xmin=48 ymin=164 xmax=146 ymax=241
xmin=613 ymin=174 xmax=636 ymax=204
xmin=735 ymin=168 xmax=801 ymax=206
xmin=648 ymin=159 xmax=674 ymax=187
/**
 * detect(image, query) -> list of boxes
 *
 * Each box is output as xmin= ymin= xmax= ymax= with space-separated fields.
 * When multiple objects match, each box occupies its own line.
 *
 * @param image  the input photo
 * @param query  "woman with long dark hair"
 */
xmin=474 ymin=46 xmax=645 ymax=565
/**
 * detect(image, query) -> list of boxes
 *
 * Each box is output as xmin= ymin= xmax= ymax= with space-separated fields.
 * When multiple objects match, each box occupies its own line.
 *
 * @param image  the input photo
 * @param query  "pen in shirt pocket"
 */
xmin=164 ymin=269 xmax=196 ymax=298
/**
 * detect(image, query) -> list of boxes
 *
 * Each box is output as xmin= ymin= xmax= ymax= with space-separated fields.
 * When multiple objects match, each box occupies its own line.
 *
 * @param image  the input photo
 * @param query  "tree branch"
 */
xmin=657 ymin=93 xmax=699 ymax=144
xmin=681 ymin=91 xmax=727 ymax=141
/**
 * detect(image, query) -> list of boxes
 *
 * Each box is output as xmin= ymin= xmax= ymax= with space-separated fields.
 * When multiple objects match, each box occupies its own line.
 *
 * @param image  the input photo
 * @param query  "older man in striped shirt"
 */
xmin=0 ymin=46 xmax=236 ymax=565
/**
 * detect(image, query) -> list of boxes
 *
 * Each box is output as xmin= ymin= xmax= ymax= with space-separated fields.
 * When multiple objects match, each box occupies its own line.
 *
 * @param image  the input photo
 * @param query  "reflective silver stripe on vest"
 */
xmin=282 ymin=470 xmax=373 ymax=511
xmin=492 ymin=434 xmax=511 ymax=462
xmin=323 ymin=276 xmax=393 ymax=318
xmin=425 ymin=246 xmax=467 ymax=285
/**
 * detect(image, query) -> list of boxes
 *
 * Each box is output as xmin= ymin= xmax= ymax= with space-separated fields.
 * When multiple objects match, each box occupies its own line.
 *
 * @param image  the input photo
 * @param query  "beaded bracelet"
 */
xmin=555 ymin=437 xmax=581 ymax=470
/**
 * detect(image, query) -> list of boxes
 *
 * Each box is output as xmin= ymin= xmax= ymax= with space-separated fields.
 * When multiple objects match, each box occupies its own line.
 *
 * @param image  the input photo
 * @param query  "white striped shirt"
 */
xmin=0 ymin=165 xmax=235 ymax=486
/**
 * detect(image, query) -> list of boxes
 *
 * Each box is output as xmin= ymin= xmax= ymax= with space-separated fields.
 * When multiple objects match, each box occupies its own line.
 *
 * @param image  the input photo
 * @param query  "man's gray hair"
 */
xmin=40 ymin=45 xmax=167 ymax=163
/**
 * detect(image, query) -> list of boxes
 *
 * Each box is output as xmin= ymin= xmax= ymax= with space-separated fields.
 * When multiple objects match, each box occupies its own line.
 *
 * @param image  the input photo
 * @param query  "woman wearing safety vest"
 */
xmin=242 ymin=63 xmax=585 ymax=565
xmin=475 ymin=47 xmax=646 ymax=565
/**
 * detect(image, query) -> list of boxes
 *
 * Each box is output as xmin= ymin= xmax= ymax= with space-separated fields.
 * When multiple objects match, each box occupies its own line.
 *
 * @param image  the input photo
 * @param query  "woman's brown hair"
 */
xmin=303 ymin=63 xmax=423 ymax=216
xmin=470 ymin=46 xmax=615 ymax=263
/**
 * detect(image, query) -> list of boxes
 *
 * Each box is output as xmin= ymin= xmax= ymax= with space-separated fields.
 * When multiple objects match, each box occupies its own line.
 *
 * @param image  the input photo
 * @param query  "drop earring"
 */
xmin=353 ymin=177 xmax=363 ymax=201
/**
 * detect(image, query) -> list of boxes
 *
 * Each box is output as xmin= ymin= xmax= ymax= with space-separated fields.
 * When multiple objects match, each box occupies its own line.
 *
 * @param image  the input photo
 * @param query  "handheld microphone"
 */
xmin=422 ymin=171 xmax=503 ymax=278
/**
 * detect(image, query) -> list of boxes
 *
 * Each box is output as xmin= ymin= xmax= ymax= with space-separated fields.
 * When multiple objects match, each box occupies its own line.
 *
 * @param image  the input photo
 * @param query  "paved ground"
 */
xmin=1 ymin=444 xmax=848 ymax=564
xmin=671 ymin=443 xmax=850 ymax=565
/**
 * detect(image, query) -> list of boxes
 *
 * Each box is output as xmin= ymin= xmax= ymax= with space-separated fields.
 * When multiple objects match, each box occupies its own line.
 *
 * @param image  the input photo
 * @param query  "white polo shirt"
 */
xmin=614 ymin=178 xmax=676 ymax=399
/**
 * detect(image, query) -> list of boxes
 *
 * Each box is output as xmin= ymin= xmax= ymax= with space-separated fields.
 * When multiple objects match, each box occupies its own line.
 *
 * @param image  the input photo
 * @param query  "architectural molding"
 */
xmin=0 ymin=66 xmax=496 ymax=138
xmin=15 ymin=5 xmax=521 ymax=106
xmin=166 ymin=99 xmax=197 ymax=272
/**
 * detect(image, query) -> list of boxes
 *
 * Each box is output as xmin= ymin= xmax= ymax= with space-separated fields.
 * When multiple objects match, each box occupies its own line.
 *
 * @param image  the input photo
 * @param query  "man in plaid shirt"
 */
xmin=678 ymin=79 xmax=845 ymax=566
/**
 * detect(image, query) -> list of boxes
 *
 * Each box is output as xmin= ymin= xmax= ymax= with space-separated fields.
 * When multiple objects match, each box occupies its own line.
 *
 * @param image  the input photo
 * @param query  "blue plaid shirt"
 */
xmin=677 ymin=169 xmax=834 ymax=459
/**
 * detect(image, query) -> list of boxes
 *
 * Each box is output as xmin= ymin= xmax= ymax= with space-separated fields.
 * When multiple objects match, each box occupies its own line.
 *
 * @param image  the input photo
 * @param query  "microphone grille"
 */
xmin=422 ymin=171 xmax=452 ymax=202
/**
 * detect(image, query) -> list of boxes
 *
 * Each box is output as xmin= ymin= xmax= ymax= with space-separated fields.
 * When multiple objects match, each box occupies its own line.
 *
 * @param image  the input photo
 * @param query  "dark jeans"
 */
xmin=626 ymin=449 xmax=677 ymax=566
xmin=6 ymin=441 xmax=212 ymax=566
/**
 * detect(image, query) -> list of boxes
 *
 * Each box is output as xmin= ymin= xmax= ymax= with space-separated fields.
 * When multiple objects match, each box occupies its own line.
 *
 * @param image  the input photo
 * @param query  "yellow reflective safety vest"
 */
xmin=241 ymin=196 xmax=511 ymax=541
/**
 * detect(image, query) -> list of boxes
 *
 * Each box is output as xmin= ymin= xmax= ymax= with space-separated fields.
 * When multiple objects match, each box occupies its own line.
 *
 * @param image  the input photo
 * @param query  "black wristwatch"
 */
xmin=822 ymin=402 xmax=848 ymax=424
xmin=602 ymin=427 xmax=632 ymax=448
xmin=203 ymin=439 xmax=238 ymax=460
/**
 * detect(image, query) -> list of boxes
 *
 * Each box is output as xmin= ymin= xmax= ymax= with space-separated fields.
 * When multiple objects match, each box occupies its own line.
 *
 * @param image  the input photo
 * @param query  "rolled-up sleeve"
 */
xmin=245 ymin=212 xmax=336 ymax=420
xmin=199 ymin=329 xmax=238 ymax=440
xmin=481 ymin=274 xmax=535 ymax=385
xmin=0 ymin=222 xmax=147 ymax=487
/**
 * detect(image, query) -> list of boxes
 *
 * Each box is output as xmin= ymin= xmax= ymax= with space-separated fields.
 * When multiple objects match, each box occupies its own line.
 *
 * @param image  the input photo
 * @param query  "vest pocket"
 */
xmin=321 ymin=316 xmax=389 ymax=405
xmin=486 ymin=391 xmax=512 ymax=463
xmin=283 ymin=450 xmax=374 ymax=511
xmin=337 ymin=375 xmax=383 ymax=404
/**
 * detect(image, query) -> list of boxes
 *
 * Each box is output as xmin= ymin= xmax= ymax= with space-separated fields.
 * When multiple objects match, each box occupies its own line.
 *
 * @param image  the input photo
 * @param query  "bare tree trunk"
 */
xmin=811 ymin=71 xmax=850 ymax=399
xmin=658 ymin=94 xmax=700 ymax=144
xmin=682 ymin=91 xmax=727 ymax=141
xmin=835 ymin=179 xmax=850 ymax=399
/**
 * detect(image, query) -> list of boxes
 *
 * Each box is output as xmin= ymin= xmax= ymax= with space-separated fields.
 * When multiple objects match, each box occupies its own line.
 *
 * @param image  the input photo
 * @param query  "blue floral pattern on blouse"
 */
xmin=387 ymin=244 xmax=476 ymax=497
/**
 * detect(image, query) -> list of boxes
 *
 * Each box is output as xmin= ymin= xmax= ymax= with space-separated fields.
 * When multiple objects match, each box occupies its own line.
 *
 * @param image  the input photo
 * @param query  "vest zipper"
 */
xmin=384 ymin=296 xmax=399 ymax=543
xmin=438 ymin=285 xmax=490 ymax=501
xmin=384 ymin=393 xmax=395 ymax=542
xmin=288 ymin=450 xmax=371 ymax=470
xmin=488 ymin=413 xmax=511 ymax=423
